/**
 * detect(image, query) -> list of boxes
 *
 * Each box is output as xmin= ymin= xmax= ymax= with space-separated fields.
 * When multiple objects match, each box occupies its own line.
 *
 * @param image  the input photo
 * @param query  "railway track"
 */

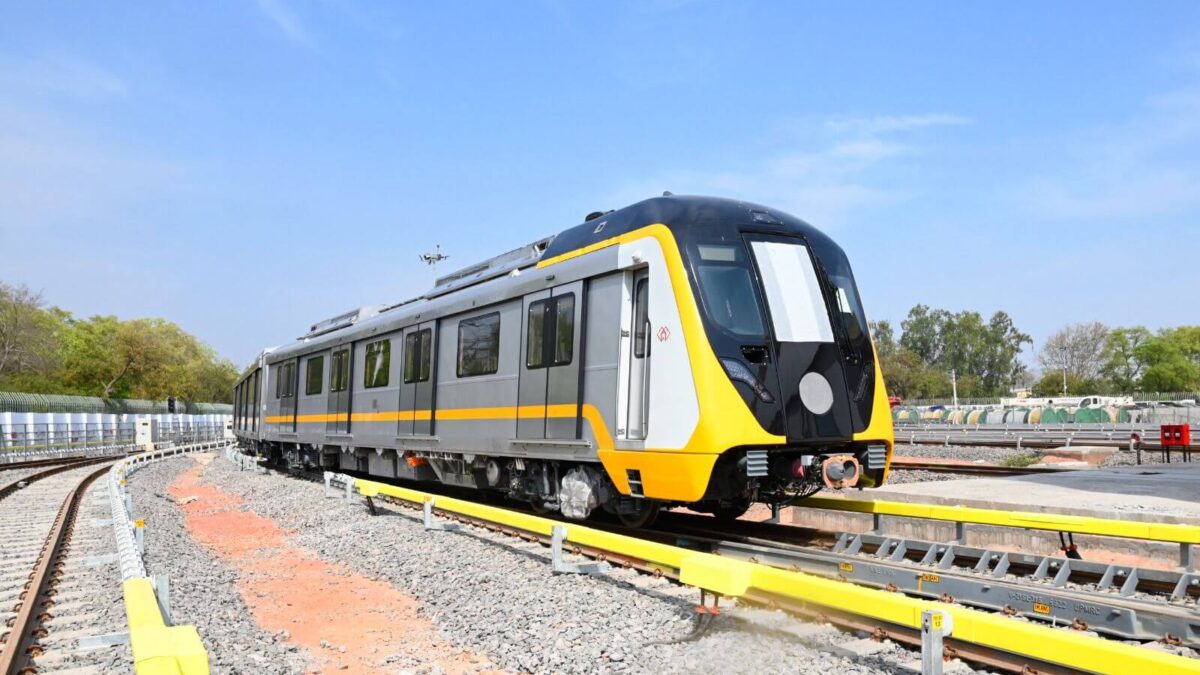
xmin=887 ymin=457 xmax=1072 ymax=476
xmin=219 ymin=449 xmax=1200 ymax=672
xmin=311 ymin=468 xmax=1198 ymax=673
xmin=0 ymin=459 xmax=127 ymax=675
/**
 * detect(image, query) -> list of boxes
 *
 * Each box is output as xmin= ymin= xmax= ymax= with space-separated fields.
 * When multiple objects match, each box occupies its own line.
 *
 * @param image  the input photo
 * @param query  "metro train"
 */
xmin=232 ymin=195 xmax=894 ymax=526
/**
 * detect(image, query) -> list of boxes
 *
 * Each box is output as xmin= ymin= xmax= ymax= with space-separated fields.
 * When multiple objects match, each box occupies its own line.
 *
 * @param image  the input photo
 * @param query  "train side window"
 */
xmin=458 ymin=312 xmax=501 ymax=377
xmin=526 ymin=300 xmax=547 ymax=368
xmin=553 ymin=294 xmax=574 ymax=366
xmin=306 ymin=355 xmax=324 ymax=395
xmin=404 ymin=329 xmax=432 ymax=383
xmin=525 ymin=294 xmax=574 ymax=369
xmin=364 ymin=339 xmax=391 ymax=388
xmin=418 ymin=329 xmax=432 ymax=381
xmin=633 ymin=279 xmax=649 ymax=358
xmin=277 ymin=362 xmax=294 ymax=398
xmin=330 ymin=349 xmax=349 ymax=392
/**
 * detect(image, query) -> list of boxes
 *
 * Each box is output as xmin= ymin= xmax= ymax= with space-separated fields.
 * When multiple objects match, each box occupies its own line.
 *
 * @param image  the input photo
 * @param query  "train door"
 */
xmin=399 ymin=321 xmax=437 ymax=436
xmin=545 ymin=282 xmax=584 ymax=439
xmin=326 ymin=346 xmax=352 ymax=434
xmin=518 ymin=283 xmax=584 ymax=440
xmin=282 ymin=359 xmax=299 ymax=432
xmin=517 ymin=289 xmax=552 ymax=438
xmin=626 ymin=272 xmax=650 ymax=439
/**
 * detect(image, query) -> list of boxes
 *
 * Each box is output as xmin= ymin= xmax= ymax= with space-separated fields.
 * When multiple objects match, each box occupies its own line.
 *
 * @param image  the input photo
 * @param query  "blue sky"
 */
xmin=2 ymin=2 xmax=1199 ymax=367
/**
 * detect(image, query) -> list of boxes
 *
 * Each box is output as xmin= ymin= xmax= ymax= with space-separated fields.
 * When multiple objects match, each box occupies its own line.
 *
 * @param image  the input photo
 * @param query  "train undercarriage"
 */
xmin=247 ymin=440 xmax=887 ymax=527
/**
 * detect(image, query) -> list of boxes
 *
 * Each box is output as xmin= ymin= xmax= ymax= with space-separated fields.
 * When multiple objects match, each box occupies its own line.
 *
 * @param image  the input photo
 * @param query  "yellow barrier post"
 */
xmin=123 ymin=577 xmax=209 ymax=675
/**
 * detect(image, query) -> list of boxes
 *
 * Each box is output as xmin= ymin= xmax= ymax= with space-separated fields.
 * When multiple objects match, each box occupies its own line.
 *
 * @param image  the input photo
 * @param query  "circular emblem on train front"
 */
xmin=799 ymin=372 xmax=834 ymax=415
xmin=656 ymin=326 xmax=670 ymax=342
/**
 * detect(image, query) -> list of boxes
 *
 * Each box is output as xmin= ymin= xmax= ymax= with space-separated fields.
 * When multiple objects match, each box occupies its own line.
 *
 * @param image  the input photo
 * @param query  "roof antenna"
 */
xmin=662 ymin=190 xmax=674 ymax=196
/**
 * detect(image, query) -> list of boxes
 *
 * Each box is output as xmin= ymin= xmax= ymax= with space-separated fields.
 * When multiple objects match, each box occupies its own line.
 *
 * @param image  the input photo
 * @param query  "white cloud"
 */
xmin=1014 ymin=85 xmax=1200 ymax=221
xmin=607 ymin=112 xmax=963 ymax=226
xmin=825 ymin=113 xmax=973 ymax=136
xmin=255 ymin=0 xmax=310 ymax=44
xmin=0 ymin=52 xmax=127 ymax=99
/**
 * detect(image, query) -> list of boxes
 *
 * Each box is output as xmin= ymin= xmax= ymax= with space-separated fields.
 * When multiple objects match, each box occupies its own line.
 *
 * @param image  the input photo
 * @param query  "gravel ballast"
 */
xmin=131 ymin=459 xmax=310 ymax=674
xmin=129 ymin=453 xmax=954 ymax=674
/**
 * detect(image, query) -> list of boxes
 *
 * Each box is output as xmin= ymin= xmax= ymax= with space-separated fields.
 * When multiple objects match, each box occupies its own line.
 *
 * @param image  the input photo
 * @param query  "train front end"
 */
xmin=672 ymin=204 xmax=894 ymax=512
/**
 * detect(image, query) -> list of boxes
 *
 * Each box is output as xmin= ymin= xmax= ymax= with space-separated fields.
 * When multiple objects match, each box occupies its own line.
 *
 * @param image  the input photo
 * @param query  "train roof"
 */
xmin=543 ymin=194 xmax=833 ymax=261
xmin=249 ymin=194 xmax=839 ymax=369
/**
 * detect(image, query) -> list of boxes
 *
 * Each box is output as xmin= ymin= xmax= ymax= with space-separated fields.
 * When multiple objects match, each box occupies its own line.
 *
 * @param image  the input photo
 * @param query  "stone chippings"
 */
xmin=130 ymin=459 xmax=310 ymax=675
xmin=182 ymin=455 xmax=969 ymax=675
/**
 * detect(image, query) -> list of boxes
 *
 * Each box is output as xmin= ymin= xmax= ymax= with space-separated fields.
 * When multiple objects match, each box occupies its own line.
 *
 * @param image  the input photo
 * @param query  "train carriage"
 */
xmin=233 ymin=195 xmax=894 ymax=526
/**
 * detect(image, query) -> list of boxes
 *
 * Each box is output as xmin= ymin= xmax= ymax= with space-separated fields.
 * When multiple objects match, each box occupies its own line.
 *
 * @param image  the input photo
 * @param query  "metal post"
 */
xmin=153 ymin=574 xmax=172 ymax=624
xmin=135 ymin=523 xmax=145 ymax=555
xmin=551 ymin=524 xmax=607 ymax=574
xmin=1182 ymin=543 xmax=1194 ymax=573
xmin=921 ymin=609 xmax=952 ymax=675
xmin=323 ymin=472 xmax=332 ymax=498
xmin=423 ymin=498 xmax=459 ymax=532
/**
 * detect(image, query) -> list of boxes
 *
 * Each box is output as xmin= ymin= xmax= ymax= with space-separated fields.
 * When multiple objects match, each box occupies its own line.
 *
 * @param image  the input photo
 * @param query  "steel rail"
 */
xmin=651 ymin=513 xmax=1200 ymax=647
xmin=335 ymin=471 xmax=1200 ymax=675
xmin=799 ymin=495 xmax=1200 ymax=546
xmin=888 ymin=457 xmax=1072 ymax=476
xmin=0 ymin=456 xmax=119 ymax=501
xmin=0 ymin=462 xmax=113 ymax=674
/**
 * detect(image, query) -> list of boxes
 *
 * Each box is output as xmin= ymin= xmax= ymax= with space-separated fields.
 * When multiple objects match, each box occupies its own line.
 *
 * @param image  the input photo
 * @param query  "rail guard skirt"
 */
xmin=347 ymin=474 xmax=1200 ymax=675
xmin=801 ymin=496 xmax=1200 ymax=544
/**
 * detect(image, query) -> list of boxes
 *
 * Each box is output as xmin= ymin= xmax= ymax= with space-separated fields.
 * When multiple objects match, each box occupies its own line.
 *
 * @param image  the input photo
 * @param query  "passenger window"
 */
xmin=403 ymin=329 xmax=432 ymax=383
xmin=554 ymin=295 xmax=574 ymax=365
xmin=458 ymin=312 xmax=501 ymax=377
xmin=330 ymin=349 xmax=349 ymax=392
xmin=526 ymin=301 xmax=546 ymax=369
xmin=633 ymin=279 xmax=649 ymax=358
xmin=525 ymin=294 xmax=574 ymax=369
xmin=418 ymin=329 xmax=432 ymax=381
xmin=364 ymin=339 xmax=391 ymax=389
xmin=306 ymin=356 xmax=324 ymax=395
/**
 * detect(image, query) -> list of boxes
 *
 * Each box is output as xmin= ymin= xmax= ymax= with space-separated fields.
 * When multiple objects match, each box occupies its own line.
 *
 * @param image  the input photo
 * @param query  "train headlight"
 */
xmin=719 ymin=358 xmax=775 ymax=403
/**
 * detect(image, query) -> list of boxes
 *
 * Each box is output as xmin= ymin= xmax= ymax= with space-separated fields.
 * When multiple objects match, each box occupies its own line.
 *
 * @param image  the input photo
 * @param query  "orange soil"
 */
xmin=169 ymin=455 xmax=499 ymax=674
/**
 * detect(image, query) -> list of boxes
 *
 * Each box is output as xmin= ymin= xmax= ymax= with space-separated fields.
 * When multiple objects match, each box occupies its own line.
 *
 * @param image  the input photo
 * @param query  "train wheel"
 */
xmin=711 ymin=498 xmax=752 ymax=522
xmin=617 ymin=500 xmax=660 ymax=528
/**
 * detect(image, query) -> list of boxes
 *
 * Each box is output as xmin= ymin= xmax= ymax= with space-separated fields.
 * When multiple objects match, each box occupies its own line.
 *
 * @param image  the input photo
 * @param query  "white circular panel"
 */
xmin=799 ymin=372 xmax=834 ymax=415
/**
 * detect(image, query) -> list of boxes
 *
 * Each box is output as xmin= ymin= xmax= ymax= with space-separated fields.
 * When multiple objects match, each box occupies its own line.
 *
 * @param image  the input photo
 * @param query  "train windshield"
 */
xmin=691 ymin=244 xmax=767 ymax=339
xmin=808 ymin=241 xmax=868 ymax=343
xmin=749 ymin=240 xmax=835 ymax=343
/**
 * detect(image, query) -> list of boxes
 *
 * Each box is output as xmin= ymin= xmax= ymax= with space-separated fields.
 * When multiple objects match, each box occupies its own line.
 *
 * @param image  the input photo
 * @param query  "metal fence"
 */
xmin=904 ymin=392 xmax=1200 ymax=407
xmin=0 ymin=422 xmax=228 ymax=454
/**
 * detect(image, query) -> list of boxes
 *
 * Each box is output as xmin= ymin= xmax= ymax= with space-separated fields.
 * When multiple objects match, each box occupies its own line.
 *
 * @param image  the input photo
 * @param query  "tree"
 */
xmin=894 ymin=305 xmax=1031 ymax=397
xmin=899 ymin=305 xmax=950 ymax=364
xmin=1030 ymin=372 xmax=1104 ymax=397
xmin=0 ymin=283 xmax=64 ymax=384
xmin=1135 ymin=327 xmax=1200 ymax=392
xmin=1100 ymin=326 xmax=1152 ymax=392
xmin=869 ymin=319 xmax=897 ymax=360
xmin=1037 ymin=322 xmax=1109 ymax=391
xmin=26 ymin=311 xmax=239 ymax=403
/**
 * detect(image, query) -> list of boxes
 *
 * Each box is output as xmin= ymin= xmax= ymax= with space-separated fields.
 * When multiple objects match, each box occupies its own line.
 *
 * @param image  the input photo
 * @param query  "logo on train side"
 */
xmin=656 ymin=326 xmax=670 ymax=342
